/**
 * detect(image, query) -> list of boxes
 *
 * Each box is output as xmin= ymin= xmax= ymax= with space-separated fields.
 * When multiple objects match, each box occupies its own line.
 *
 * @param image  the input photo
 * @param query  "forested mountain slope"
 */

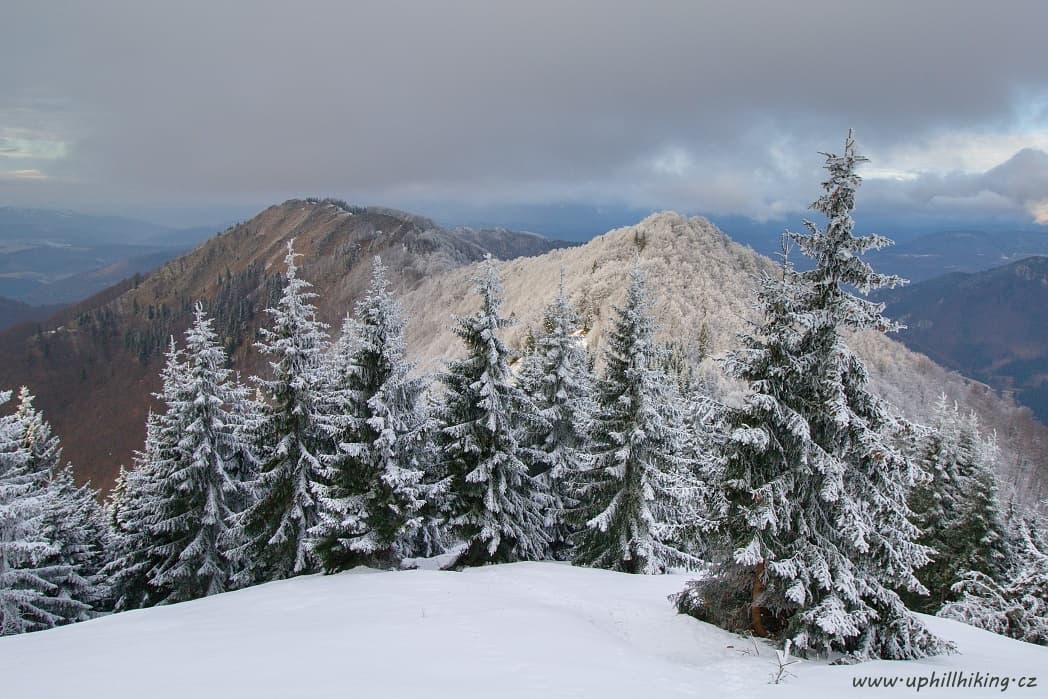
xmin=877 ymin=256 xmax=1048 ymax=425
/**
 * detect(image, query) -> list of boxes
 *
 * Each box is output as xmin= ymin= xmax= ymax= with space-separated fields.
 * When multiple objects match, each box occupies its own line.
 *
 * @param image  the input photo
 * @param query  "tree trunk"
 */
xmin=751 ymin=561 xmax=769 ymax=637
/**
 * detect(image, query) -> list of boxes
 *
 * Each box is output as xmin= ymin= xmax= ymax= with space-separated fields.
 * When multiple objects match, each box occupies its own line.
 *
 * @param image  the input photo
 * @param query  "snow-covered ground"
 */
xmin=1 ymin=562 xmax=1044 ymax=698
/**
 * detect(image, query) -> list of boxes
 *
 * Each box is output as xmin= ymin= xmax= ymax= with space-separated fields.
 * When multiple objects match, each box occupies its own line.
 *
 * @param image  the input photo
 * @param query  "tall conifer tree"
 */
xmin=13 ymin=389 xmax=111 ymax=621
xmin=906 ymin=397 xmax=1009 ymax=612
xmin=570 ymin=264 xmax=702 ymax=574
xmin=233 ymin=241 xmax=331 ymax=582
xmin=437 ymin=256 xmax=550 ymax=567
xmin=677 ymin=132 xmax=950 ymax=660
xmin=0 ymin=389 xmax=58 ymax=634
xmin=518 ymin=271 xmax=597 ymax=558
xmin=39 ymin=465 xmax=110 ymax=621
xmin=149 ymin=304 xmax=254 ymax=602
xmin=314 ymin=257 xmax=428 ymax=570
xmin=106 ymin=410 xmax=171 ymax=610
xmin=106 ymin=341 xmax=191 ymax=608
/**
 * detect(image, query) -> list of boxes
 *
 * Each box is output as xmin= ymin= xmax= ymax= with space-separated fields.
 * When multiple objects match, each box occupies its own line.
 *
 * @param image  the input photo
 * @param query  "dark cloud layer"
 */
xmin=2 ymin=1 xmax=1048 ymax=226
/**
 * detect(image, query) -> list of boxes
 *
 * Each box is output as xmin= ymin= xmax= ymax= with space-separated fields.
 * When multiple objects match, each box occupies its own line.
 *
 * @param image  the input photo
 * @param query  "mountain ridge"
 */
xmin=0 ymin=201 xmax=1043 ymax=503
xmin=0 ymin=199 xmax=573 ymax=490
xmin=395 ymin=211 xmax=1047 ymax=499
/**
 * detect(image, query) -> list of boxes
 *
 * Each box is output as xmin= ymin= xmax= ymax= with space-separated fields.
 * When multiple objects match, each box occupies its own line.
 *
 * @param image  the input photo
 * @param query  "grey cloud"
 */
xmin=983 ymin=149 xmax=1048 ymax=211
xmin=871 ymin=148 xmax=1048 ymax=223
xmin=2 ymin=1 xmax=1048 ymax=223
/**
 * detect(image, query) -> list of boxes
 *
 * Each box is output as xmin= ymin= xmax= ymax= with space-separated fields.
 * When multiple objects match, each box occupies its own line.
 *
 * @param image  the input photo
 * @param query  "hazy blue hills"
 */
xmin=879 ymin=256 xmax=1048 ymax=423
xmin=0 ymin=207 xmax=219 ymax=305
xmin=866 ymin=229 xmax=1048 ymax=283
xmin=0 ymin=295 xmax=64 ymax=332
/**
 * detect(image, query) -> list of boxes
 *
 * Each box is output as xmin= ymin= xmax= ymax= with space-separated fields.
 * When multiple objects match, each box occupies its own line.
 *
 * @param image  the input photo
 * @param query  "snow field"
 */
xmin=2 ymin=562 xmax=1044 ymax=699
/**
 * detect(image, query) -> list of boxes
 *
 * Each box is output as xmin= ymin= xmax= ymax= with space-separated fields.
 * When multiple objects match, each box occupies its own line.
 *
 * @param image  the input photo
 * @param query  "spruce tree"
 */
xmin=940 ymin=512 xmax=1048 ymax=646
xmin=148 ymin=304 xmax=254 ymax=602
xmin=11 ymin=388 xmax=111 ymax=621
xmin=570 ymin=264 xmax=702 ymax=574
xmin=0 ymin=388 xmax=59 ymax=635
xmin=313 ymin=257 xmax=428 ymax=571
xmin=400 ymin=388 xmax=450 ymax=561
xmin=232 ymin=241 xmax=331 ymax=582
xmin=0 ymin=387 xmax=110 ymax=630
xmin=39 ymin=465 xmax=111 ymax=622
xmin=677 ymin=132 xmax=950 ymax=661
xmin=954 ymin=412 xmax=1010 ymax=580
xmin=105 ymin=425 xmax=166 ymax=611
xmin=105 ymin=345 xmax=185 ymax=610
xmin=12 ymin=387 xmax=61 ymax=486
xmin=437 ymin=256 xmax=551 ymax=567
xmin=906 ymin=397 xmax=1008 ymax=612
xmin=518 ymin=271 xmax=597 ymax=559
xmin=678 ymin=392 xmax=730 ymax=563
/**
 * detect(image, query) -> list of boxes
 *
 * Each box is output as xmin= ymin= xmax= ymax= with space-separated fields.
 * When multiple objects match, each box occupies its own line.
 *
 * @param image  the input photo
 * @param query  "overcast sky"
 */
xmin=2 ymin=1 xmax=1048 ymax=235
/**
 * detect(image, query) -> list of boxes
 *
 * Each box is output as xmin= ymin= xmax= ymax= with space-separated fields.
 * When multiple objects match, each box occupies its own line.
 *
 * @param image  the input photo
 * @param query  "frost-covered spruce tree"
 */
xmin=105 ymin=343 xmax=187 ymax=609
xmin=39 ymin=465 xmax=111 ymax=621
xmin=676 ymin=132 xmax=950 ymax=661
xmin=437 ymin=256 xmax=551 ymax=567
xmin=570 ymin=264 xmax=703 ymax=574
xmin=12 ymin=387 xmax=61 ymax=486
xmin=906 ymin=397 xmax=1008 ymax=613
xmin=518 ymin=271 xmax=597 ymax=559
xmin=0 ymin=388 xmax=109 ymax=629
xmin=332 ymin=308 xmax=446 ymax=563
xmin=324 ymin=310 xmax=362 ymax=395
xmin=401 ymin=387 xmax=450 ymax=560
xmin=147 ymin=304 xmax=255 ymax=602
xmin=105 ymin=421 xmax=167 ymax=611
xmin=954 ymin=412 xmax=1010 ymax=579
xmin=940 ymin=512 xmax=1048 ymax=646
xmin=0 ymin=389 xmax=61 ymax=635
xmin=679 ymin=392 xmax=731 ymax=562
xmin=9 ymin=388 xmax=111 ymax=621
xmin=313 ymin=257 xmax=428 ymax=571
xmin=233 ymin=241 xmax=331 ymax=582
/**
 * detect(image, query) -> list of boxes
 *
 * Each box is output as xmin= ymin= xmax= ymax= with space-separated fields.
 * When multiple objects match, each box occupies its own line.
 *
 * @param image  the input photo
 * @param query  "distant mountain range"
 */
xmin=0 ymin=199 xmax=1043 ymax=505
xmin=708 ymin=214 xmax=1048 ymax=283
xmin=0 ymin=207 xmax=217 ymax=246
xmin=867 ymin=230 xmax=1048 ymax=283
xmin=5 ymin=203 xmax=1046 ymax=312
xmin=878 ymin=256 xmax=1048 ymax=425
xmin=0 ymin=296 xmax=64 ymax=332
xmin=0 ymin=207 xmax=218 ymax=307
